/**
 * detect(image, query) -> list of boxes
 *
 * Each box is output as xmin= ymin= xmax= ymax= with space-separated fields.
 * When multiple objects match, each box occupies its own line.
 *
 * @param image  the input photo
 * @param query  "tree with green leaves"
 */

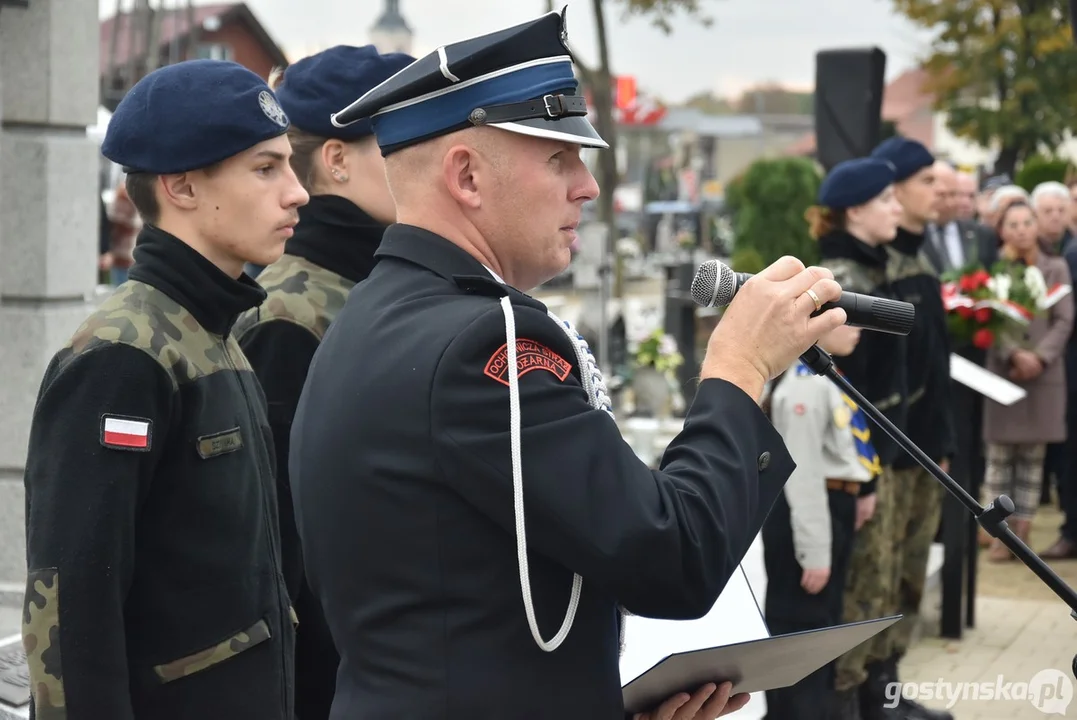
xmin=892 ymin=0 xmax=1077 ymax=177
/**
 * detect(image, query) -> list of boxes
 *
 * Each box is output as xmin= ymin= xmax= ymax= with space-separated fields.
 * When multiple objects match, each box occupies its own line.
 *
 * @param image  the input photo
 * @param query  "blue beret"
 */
xmin=274 ymin=45 xmax=415 ymax=140
xmin=818 ymin=158 xmax=897 ymax=209
xmin=102 ymin=59 xmax=290 ymax=174
xmin=330 ymin=8 xmax=608 ymax=155
xmin=870 ymin=136 xmax=935 ymax=182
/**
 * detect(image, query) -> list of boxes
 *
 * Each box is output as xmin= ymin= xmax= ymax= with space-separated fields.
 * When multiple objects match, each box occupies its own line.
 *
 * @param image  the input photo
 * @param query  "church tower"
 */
xmin=369 ymin=0 xmax=412 ymax=55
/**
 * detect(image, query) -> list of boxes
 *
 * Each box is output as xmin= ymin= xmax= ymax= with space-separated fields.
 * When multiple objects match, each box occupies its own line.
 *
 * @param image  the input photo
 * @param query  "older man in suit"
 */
xmin=924 ymin=163 xmax=997 ymax=274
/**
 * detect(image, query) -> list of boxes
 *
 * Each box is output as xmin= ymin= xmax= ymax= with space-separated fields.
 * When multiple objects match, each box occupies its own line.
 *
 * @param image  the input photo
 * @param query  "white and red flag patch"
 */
xmin=100 ymin=415 xmax=152 ymax=451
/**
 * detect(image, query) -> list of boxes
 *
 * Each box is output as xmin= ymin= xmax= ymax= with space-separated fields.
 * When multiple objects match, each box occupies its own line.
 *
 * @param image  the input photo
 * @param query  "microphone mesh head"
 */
xmin=690 ymin=260 xmax=737 ymax=307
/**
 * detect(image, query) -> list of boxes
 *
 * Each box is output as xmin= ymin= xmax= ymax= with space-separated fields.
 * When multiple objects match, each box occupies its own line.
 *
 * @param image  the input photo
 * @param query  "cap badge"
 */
xmin=259 ymin=90 xmax=289 ymax=128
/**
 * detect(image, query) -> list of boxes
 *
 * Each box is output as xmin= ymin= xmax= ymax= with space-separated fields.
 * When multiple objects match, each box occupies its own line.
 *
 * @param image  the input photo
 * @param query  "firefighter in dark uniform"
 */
xmin=288 ymin=10 xmax=848 ymax=720
xmin=21 ymin=60 xmax=309 ymax=720
xmin=868 ymin=138 xmax=954 ymax=720
xmin=807 ymin=158 xmax=909 ymax=720
xmin=233 ymin=44 xmax=414 ymax=720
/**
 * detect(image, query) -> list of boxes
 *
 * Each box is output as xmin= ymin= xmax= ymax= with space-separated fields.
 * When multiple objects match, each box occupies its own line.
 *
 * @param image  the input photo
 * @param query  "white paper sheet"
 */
xmin=950 ymin=353 xmax=1027 ymax=406
xmin=619 ymin=563 xmax=770 ymax=685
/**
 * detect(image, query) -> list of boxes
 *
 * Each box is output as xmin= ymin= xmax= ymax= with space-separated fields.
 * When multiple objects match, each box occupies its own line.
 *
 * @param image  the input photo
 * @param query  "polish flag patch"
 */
xmin=100 ymin=415 xmax=152 ymax=452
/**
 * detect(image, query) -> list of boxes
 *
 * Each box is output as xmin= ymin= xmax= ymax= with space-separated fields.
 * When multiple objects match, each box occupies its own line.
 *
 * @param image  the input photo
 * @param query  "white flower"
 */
xmin=658 ymin=334 xmax=679 ymax=357
xmin=988 ymin=274 xmax=1011 ymax=301
xmin=1025 ymin=266 xmax=1047 ymax=302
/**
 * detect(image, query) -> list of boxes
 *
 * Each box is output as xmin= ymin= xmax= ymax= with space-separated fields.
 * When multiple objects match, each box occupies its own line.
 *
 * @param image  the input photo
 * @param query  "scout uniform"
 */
xmin=763 ymin=360 xmax=880 ymax=720
xmin=871 ymin=138 xmax=956 ymax=720
xmin=22 ymin=61 xmax=296 ymax=719
xmin=812 ymin=158 xmax=909 ymax=720
xmin=232 ymin=44 xmax=414 ymax=720
xmin=287 ymin=10 xmax=795 ymax=719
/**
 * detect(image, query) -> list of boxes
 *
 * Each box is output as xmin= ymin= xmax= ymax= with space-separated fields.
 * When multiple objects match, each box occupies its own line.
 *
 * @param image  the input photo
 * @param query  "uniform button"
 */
xmin=758 ymin=451 xmax=771 ymax=471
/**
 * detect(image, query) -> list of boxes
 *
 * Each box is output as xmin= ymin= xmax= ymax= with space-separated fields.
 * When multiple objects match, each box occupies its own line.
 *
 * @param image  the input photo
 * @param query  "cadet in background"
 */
xmin=21 ymin=60 xmax=308 ymax=720
xmin=868 ymin=139 xmax=954 ymax=720
xmin=233 ymin=44 xmax=414 ymax=720
xmin=808 ymin=157 xmax=907 ymax=720
xmin=763 ymin=321 xmax=880 ymax=720
xmin=289 ymin=9 xmax=847 ymax=720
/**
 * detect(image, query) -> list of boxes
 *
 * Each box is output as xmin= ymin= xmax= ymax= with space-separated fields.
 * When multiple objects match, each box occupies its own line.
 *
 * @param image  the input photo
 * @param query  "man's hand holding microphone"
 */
xmin=701 ymin=256 xmax=847 ymax=403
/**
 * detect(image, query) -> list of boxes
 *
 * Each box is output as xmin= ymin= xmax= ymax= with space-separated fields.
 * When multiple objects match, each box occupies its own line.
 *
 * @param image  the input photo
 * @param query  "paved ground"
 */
xmin=901 ymin=505 xmax=1077 ymax=719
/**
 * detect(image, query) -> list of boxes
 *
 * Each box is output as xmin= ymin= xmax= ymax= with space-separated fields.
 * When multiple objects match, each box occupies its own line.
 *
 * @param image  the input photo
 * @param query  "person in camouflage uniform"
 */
xmin=866 ymin=143 xmax=955 ymax=720
xmin=807 ymin=157 xmax=907 ymax=720
xmin=232 ymin=45 xmax=414 ymax=720
xmin=21 ymin=61 xmax=308 ymax=719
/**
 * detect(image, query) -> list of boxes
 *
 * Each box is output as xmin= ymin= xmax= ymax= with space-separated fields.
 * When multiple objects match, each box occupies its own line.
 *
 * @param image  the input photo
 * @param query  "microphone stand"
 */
xmin=798 ymin=343 xmax=1077 ymax=678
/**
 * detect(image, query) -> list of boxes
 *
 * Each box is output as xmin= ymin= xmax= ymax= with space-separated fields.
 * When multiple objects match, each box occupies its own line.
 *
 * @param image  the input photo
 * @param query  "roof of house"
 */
xmin=100 ymin=2 xmax=289 ymax=76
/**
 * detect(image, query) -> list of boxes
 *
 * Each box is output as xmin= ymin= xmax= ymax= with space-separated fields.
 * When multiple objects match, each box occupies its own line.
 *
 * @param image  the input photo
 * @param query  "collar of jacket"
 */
xmin=891 ymin=226 xmax=926 ymax=257
xmin=817 ymin=228 xmax=889 ymax=268
xmin=285 ymin=194 xmax=386 ymax=284
xmin=374 ymin=223 xmax=549 ymax=312
xmin=129 ymin=224 xmax=268 ymax=337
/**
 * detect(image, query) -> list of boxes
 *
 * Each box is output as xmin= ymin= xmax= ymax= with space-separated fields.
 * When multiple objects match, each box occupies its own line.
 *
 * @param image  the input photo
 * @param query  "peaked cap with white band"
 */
xmin=330 ymin=7 xmax=608 ymax=155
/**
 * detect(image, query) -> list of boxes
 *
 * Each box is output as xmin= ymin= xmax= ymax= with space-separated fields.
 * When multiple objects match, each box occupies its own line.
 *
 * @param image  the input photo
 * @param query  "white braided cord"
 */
xmin=499 ymin=296 xmax=629 ymax=656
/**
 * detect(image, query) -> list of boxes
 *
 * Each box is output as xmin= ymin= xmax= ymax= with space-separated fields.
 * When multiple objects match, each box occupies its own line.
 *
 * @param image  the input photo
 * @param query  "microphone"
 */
xmin=690 ymin=259 xmax=915 ymax=336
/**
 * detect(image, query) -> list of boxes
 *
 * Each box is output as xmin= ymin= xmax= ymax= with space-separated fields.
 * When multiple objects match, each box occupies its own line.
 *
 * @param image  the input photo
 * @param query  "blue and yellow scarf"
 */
xmin=794 ymin=362 xmax=881 ymax=477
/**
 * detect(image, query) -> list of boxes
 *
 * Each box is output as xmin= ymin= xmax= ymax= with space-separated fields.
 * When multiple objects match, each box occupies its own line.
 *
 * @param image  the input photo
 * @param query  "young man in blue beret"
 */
xmin=865 ymin=137 xmax=955 ymax=720
xmin=232 ymin=44 xmax=414 ymax=720
xmin=21 ymin=59 xmax=308 ymax=720
xmin=288 ymin=9 xmax=849 ymax=720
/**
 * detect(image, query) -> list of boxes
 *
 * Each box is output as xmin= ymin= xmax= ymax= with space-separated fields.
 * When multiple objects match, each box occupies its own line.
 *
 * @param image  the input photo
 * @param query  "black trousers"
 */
xmin=1062 ymin=392 xmax=1077 ymax=542
xmin=762 ymin=487 xmax=857 ymax=720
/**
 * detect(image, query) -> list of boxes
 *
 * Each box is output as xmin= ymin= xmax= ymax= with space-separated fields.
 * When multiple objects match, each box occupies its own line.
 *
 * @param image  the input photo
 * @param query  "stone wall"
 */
xmin=0 ymin=0 xmax=100 ymax=608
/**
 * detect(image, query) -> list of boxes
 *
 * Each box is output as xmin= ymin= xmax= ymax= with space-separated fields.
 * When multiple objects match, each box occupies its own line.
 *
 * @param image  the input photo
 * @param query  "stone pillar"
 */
xmin=0 ymin=0 xmax=100 ymax=614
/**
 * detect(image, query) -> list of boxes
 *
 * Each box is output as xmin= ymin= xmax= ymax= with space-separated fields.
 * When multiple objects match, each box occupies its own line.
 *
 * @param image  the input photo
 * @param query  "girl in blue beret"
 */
xmin=799 ymin=157 xmax=908 ymax=720
xmin=231 ymin=44 xmax=415 ymax=720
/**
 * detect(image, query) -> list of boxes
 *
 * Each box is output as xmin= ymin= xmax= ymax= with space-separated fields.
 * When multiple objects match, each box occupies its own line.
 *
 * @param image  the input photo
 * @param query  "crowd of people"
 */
xmin=760 ymin=144 xmax=1077 ymax=720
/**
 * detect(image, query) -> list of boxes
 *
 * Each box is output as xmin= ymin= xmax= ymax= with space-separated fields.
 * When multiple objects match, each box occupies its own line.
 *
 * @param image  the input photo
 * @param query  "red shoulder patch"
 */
xmin=794 ymin=403 xmax=806 ymax=416
xmin=483 ymin=339 xmax=573 ymax=387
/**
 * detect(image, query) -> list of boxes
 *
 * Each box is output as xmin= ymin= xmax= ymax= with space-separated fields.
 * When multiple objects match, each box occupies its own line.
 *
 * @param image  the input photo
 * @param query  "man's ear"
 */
xmin=158 ymin=173 xmax=198 ymax=211
xmin=443 ymin=144 xmax=482 ymax=210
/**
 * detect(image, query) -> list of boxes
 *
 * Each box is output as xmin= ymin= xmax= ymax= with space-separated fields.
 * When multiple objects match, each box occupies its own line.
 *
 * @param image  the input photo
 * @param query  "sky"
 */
xmin=99 ymin=0 xmax=936 ymax=104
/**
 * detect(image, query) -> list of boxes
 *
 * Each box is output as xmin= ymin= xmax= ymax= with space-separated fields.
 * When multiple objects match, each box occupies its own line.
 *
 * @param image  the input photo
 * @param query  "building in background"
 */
xmin=99 ymin=1 xmax=289 ymax=112
xmin=369 ymin=0 xmax=412 ymax=55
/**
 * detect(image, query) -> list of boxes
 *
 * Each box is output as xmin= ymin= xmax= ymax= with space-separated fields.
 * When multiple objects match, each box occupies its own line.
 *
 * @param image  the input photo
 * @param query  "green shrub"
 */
xmin=1015 ymin=155 xmax=1071 ymax=192
xmin=725 ymin=157 xmax=822 ymax=268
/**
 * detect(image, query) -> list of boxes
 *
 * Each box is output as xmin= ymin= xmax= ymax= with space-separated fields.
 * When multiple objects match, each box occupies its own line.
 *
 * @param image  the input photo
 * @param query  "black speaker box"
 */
xmin=814 ymin=48 xmax=887 ymax=171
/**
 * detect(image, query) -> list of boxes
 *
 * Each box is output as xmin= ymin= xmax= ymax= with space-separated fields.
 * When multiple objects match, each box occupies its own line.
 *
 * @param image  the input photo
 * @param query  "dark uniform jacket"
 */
xmin=886 ymin=228 xmax=956 ymax=466
xmin=288 ymin=224 xmax=795 ymax=720
xmin=22 ymin=226 xmax=295 ymax=720
xmin=234 ymin=195 xmax=384 ymax=719
xmin=818 ymin=229 xmax=908 ymax=482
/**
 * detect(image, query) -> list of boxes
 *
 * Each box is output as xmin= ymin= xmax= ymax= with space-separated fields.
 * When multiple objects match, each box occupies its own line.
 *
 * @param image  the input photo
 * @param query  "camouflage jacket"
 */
xmin=22 ymin=226 xmax=295 ymax=720
xmin=885 ymin=229 xmax=957 ymax=464
xmin=817 ymin=229 xmax=910 ymax=469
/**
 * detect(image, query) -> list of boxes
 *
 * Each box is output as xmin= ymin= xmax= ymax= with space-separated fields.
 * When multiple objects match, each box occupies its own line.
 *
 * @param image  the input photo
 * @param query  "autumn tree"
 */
xmin=892 ymin=0 xmax=1077 ymax=176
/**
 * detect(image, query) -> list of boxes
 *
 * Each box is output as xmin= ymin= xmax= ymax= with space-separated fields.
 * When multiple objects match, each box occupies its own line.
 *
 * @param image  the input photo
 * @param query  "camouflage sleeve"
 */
xmin=23 ymin=343 xmax=174 ymax=719
xmin=430 ymin=303 xmax=794 ymax=619
xmin=237 ymin=320 xmax=321 ymax=602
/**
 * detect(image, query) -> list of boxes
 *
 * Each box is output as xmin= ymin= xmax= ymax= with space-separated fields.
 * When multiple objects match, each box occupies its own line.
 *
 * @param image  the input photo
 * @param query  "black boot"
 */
xmin=829 ymin=686 xmax=863 ymax=720
xmin=858 ymin=660 xmax=905 ymax=720
xmin=882 ymin=655 xmax=954 ymax=720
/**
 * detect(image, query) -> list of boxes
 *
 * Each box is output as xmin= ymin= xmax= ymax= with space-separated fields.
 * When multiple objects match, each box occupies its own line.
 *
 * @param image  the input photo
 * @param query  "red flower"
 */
xmin=972 ymin=328 xmax=994 ymax=349
xmin=959 ymin=274 xmax=977 ymax=292
xmin=971 ymin=270 xmax=991 ymax=289
xmin=974 ymin=307 xmax=992 ymax=323
xmin=956 ymin=306 xmax=974 ymax=319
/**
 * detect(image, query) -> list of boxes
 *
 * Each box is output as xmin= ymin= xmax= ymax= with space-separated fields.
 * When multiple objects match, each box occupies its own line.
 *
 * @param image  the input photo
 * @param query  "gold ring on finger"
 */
xmin=804 ymin=288 xmax=823 ymax=312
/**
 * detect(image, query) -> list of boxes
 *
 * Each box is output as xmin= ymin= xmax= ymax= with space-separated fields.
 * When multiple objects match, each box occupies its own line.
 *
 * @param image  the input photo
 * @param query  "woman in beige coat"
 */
xmin=982 ymin=200 xmax=1075 ymax=561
